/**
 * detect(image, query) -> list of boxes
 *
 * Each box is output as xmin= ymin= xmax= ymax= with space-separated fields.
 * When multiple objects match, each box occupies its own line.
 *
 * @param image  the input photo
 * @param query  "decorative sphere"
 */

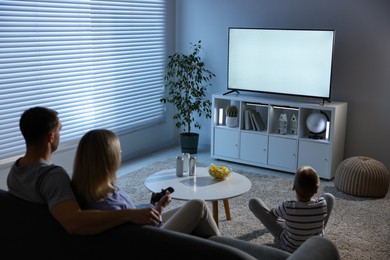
xmin=306 ymin=112 xmax=327 ymax=133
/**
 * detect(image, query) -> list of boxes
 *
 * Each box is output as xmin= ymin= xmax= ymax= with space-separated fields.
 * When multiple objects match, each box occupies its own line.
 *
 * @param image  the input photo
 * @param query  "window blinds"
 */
xmin=0 ymin=0 xmax=166 ymax=162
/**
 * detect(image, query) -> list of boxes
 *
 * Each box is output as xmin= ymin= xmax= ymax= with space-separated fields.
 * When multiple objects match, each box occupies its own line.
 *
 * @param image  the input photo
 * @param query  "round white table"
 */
xmin=144 ymin=167 xmax=252 ymax=225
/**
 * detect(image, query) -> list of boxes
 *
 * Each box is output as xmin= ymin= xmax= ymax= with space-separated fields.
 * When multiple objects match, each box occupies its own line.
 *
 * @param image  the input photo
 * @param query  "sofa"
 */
xmin=0 ymin=189 xmax=340 ymax=259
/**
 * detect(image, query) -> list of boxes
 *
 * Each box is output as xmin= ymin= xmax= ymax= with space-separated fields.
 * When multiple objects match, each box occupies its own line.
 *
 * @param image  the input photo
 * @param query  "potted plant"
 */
xmin=226 ymin=105 xmax=238 ymax=127
xmin=160 ymin=41 xmax=215 ymax=154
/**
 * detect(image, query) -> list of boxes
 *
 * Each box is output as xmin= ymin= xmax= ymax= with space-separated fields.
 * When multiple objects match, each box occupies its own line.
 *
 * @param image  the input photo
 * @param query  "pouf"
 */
xmin=334 ymin=156 xmax=389 ymax=197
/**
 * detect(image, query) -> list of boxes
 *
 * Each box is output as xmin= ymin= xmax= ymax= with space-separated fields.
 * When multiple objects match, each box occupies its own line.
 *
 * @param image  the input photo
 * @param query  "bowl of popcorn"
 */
xmin=208 ymin=163 xmax=232 ymax=180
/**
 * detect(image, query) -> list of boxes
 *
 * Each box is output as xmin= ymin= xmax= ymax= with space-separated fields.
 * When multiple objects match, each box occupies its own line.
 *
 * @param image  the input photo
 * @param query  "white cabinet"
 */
xmin=213 ymin=128 xmax=239 ymax=159
xmin=268 ymin=136 xmax=298 ymax=172
xmin=298 ymin=140 xmax=330 ymax=179
xmin=240 ymin=132 xmax=267 ymax=165
xmin=211 ymin=94 xmax=348 ymax=179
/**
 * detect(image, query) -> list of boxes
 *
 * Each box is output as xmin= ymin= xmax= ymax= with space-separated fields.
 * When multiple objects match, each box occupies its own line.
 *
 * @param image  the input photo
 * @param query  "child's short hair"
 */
xmin=294 ymin=166 xmax=320 ymax=200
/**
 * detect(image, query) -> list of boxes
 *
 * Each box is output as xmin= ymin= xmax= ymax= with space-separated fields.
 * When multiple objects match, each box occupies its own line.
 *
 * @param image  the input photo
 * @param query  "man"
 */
xmin=7 ymin=107 xmax=163 ymax=235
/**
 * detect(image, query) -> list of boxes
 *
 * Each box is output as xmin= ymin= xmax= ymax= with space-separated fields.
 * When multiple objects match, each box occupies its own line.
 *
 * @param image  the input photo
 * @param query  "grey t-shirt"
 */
xmin=7 ymin=158 xmax=76 ymax=211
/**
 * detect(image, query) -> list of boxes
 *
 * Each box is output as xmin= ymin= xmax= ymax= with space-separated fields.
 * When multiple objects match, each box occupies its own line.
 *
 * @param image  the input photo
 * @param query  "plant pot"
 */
xmin=180 ymin=132 xmax=199 ymax=154
xmin=226 ymin=116 xmax=238 ymax=127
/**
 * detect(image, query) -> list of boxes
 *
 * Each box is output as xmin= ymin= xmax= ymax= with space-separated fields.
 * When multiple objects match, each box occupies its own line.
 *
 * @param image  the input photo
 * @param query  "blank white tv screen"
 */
xmin=228 ymin=28 xmax=335 ymax=99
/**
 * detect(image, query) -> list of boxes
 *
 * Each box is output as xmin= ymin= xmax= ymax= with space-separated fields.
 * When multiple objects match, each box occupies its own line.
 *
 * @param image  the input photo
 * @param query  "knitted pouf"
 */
xmin=334 ymin=156 xmax=389 ymax=197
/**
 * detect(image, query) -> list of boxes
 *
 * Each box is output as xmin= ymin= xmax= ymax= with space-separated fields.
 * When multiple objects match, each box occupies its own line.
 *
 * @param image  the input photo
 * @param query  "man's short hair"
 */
xmin=19 ymin=107 xmax=59 ymax=145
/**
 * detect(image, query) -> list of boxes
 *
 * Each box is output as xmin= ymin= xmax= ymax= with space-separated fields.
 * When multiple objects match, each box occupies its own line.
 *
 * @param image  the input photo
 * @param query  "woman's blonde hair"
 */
xmin=72 ymin=129 xmax=121 ymax=203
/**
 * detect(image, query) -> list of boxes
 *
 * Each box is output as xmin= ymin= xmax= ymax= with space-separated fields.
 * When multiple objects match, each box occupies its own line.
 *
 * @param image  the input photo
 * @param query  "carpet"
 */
xmin=117 ymin=157 xmax=390 ymax=260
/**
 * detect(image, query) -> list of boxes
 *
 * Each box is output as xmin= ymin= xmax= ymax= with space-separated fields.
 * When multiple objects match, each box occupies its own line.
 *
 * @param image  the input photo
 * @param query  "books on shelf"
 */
xmin=244 ymin=110 xmax=253 ymax=130
xmin=251 ymin=111 xmax=266 ymax=131
xmin=243 ymin=110 xmax=265 ymax=131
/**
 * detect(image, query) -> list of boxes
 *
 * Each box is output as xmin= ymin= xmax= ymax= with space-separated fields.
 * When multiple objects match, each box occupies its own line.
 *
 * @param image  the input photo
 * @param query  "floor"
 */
xmin=118 ymin=144 xmax=295 ymax=180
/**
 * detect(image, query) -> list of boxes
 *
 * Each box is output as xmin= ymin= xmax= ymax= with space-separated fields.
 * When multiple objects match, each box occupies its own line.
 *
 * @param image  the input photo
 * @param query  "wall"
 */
xmin=175 ymin=0 xmax=390 ymax=171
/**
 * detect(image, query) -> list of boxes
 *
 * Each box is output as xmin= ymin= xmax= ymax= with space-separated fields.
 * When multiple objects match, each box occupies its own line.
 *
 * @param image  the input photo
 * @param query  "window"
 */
xmin=0 ymin=0 xmax=167 ymax=162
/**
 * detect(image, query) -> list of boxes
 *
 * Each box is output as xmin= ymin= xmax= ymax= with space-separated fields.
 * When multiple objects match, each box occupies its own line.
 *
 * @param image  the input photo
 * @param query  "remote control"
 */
xmin=151 ymin=187 xmax=174 ymax=204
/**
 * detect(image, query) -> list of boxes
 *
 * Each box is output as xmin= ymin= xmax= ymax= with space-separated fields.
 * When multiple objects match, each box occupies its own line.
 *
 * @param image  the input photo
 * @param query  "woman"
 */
xmin=71 ymin=129 xmax=220 ymax=238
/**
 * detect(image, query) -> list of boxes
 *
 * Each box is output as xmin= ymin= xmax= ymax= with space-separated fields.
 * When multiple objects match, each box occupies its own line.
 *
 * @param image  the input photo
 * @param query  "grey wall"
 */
xmin=175 ymin=0 xmax=390 ymax=171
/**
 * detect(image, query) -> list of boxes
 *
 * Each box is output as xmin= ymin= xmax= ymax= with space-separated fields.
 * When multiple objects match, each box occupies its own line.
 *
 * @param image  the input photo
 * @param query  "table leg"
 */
xmin=223 ymin=199 xmax=231 ymax=220
xmin=212 ymin=200 xmax=232 ymax=226
xmin=212 ymin=201 xmax=218 ymax=226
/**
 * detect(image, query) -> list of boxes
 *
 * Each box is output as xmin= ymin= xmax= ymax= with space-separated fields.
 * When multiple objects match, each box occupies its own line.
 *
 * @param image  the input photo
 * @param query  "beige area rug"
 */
xmin=117 ymin=158 xmax=390 ymax=260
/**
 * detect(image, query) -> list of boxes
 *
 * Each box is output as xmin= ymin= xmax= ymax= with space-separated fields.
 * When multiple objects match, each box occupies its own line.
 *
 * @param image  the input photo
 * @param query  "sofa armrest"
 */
xmin=209 ymin=236 xmax=290 ymax=260
xmin=287 ymin=236 xmax=340 ymax=260
xmin=209 ymin=235 xmax=340 ymax=260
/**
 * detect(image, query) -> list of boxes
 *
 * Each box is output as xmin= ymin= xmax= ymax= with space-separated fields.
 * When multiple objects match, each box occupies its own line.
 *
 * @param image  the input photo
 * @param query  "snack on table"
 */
xmin=208 ymin=163 xmax=231 ymax=180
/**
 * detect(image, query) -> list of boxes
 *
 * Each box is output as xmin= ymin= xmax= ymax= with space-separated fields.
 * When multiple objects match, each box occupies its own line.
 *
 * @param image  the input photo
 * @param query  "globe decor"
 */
xmin=306 ymin=111 xmax=329 ymax=139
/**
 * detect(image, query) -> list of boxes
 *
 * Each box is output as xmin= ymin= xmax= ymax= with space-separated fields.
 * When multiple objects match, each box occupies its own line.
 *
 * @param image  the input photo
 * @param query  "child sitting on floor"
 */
xmin=248 ymin=165 xmax=335 ymax=253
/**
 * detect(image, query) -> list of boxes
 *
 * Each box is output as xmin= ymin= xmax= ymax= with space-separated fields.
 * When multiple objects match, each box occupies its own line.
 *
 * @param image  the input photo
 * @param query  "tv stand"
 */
xmin=321 ymin=98 xmax=332 ymax=105
xmin=223 ymin=89 xmax=240 ymax=95
xmin=211 ymin=94 xmax=348 ymax=180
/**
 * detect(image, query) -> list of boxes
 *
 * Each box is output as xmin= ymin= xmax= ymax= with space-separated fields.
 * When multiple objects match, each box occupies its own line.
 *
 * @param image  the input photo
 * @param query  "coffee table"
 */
xmin=144 ymin=167 xmax=252 ymax=226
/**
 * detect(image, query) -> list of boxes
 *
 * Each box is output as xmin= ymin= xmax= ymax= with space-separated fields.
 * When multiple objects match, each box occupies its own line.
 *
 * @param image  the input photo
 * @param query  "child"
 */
xmin=248 ymin=165 xmax=335 ymax=253
xmin=71 ymin=129 xmax=220 ymax=238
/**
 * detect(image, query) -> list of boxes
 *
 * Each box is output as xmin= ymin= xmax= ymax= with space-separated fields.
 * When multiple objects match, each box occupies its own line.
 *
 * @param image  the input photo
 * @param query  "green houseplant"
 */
xmin=226 ymin=105 xmax=238 ymax=128
xmin=226 ymin=105 xmax=238 ymax=117
xmin=160 ymin=41 xmax=215 ymax=153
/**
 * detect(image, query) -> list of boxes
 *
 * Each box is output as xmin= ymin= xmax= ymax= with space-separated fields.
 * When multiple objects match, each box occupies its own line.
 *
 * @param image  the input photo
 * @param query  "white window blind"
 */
xmin=0 ymin=0 xmax=166 ymax=162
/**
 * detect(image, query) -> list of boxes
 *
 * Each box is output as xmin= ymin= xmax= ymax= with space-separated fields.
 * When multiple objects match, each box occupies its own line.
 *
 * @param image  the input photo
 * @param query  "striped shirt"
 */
xmin=272 ymin=197 xmax=327 ymax=253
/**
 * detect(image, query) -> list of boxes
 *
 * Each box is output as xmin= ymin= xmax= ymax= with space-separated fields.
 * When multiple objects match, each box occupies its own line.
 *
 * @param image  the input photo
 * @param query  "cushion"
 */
xmin=334 ymin=156 xmax=389 ymax=197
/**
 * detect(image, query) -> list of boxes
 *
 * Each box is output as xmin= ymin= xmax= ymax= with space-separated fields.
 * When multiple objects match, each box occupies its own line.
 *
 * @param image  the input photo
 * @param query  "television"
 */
xmin=227 ymin=27 xmax=335 ymax=100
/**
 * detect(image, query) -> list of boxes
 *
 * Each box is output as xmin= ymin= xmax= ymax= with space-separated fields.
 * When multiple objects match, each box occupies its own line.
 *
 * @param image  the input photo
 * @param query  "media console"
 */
xmin=211 ymin=94 xmax=348 ymax=180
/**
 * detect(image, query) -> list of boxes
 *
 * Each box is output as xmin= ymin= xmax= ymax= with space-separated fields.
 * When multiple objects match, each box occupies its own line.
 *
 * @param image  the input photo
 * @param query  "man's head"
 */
xmin=20 ymin=107 xmax=61 ymax=152
xmin=293 ymin=165 xmax=320 ymax=201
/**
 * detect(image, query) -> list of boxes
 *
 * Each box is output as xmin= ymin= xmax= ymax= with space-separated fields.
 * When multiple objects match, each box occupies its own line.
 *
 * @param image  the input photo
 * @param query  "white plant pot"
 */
xmin=226 ymin=116 xmax=238 ymax=127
